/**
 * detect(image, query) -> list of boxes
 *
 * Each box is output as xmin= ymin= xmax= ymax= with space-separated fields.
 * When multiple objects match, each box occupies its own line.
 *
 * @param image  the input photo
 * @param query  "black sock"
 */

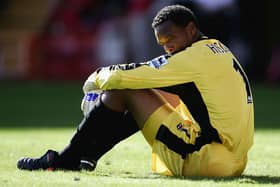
xmin=54 ymin=98 xmax=139 ymax=170
xmin=85 ymin=111 xmax=139 ymax=161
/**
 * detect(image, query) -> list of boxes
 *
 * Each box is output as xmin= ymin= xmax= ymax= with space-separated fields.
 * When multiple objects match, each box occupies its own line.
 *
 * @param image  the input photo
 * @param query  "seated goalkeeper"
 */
xmin=17 ymin=5 xmax=254 ymax=177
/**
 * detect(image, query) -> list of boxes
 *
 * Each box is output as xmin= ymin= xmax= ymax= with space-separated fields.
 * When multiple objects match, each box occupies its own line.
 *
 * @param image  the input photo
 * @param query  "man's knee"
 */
xmin=101 ymin=89 xmax=167 ymax=129
xmin=100 ymin=90 xmax=128 ymax=112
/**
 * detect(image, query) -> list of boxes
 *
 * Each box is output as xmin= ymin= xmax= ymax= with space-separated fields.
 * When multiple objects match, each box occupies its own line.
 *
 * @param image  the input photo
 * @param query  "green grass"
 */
xmin=0 ymin=81 xmax=279 ymax=128
xmin=0 ymin=81 xmax=84 ymax=127
xmin=0 ymin=81 xmax=279 ymax=186
xmin=0 ymin=128 xmax=280 ymax=187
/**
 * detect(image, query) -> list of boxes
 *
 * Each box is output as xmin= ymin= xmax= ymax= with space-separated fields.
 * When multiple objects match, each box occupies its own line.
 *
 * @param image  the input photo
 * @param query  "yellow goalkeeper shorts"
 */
xmin=141 ymin=102 xmax=247 ymax=177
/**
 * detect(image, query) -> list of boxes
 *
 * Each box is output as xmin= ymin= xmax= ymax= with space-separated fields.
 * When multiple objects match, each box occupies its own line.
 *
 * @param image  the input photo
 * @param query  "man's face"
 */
xmin=154 ymin=20 xmax=193 ymax=54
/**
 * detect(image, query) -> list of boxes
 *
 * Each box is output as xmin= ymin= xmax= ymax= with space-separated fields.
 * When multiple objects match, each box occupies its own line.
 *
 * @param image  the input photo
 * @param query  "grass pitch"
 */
xmin=0 ymin=81 xmax=280 ymax=186
xmin=0 ymin=128 xmax=280 ymax=187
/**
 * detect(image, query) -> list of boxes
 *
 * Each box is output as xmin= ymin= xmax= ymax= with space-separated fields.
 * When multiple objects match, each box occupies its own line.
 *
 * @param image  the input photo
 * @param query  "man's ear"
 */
xmin=185 ymin=22 xmax=197 ymax=37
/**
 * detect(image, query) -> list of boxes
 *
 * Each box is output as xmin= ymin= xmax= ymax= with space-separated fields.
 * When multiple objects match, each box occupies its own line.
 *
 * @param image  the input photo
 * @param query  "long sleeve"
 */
xmin=89 ymin=54 xmax=198 ymax=90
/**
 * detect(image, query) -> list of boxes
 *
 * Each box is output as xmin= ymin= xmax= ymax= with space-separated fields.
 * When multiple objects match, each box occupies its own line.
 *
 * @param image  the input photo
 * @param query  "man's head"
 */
xmin=152 ymin=5 xmax=200 ymax=54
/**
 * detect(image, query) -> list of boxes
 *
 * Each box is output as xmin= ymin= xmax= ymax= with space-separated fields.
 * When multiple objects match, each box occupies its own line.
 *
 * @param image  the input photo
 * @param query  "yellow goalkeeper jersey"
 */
xmin=92 ymin=37 xmax=254 ymax=155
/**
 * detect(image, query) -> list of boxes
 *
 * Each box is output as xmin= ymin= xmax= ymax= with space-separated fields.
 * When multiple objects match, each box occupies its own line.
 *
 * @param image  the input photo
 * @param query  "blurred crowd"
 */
xmin=1 ymin=0 xmax=280 ymax=83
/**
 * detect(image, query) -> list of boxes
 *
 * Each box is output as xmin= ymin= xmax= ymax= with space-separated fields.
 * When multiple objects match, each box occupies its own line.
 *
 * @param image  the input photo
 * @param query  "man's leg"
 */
xmin=17 ymin=96 xmax=139 ymax=171
xmin=55 ymin=107 xmax=139 ymax=170
xmin=101 ymin=89 xmax=168 ymax=129
xmin=17 ymin=89 xmax=168 ymax=171
xmin=59 ymin=89 xmax=168 ymax=169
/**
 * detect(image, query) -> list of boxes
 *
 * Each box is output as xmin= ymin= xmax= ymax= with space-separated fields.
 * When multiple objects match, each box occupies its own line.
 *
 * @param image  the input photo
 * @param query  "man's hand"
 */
xmin=83 ymin=72 xmax=99 ymax=93
xmin=82 ymin=71 xmax=103 ymax=116
xmin=81 ymin=90 xmax=102 ymax=116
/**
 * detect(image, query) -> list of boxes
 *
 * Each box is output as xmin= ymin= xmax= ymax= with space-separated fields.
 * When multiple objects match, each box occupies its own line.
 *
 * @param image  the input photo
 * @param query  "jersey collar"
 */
xmin=170 ymin=32 xmax=208 ymax=56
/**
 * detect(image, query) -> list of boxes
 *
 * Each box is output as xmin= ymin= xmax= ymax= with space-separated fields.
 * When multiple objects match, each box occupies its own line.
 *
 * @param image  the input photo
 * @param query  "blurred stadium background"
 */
xmin=0 ymin=0 xmax=279 ymax=128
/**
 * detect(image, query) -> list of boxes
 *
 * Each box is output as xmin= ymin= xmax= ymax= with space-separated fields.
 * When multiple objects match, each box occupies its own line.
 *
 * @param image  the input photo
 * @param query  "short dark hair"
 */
xmin=152 ymin=5 xmax=198 ymax=29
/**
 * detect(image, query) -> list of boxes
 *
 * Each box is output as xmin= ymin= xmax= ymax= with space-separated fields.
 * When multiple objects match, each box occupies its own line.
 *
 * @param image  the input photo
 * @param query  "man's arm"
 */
xmin=83 ymin=54 xmax=197 ymax=92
